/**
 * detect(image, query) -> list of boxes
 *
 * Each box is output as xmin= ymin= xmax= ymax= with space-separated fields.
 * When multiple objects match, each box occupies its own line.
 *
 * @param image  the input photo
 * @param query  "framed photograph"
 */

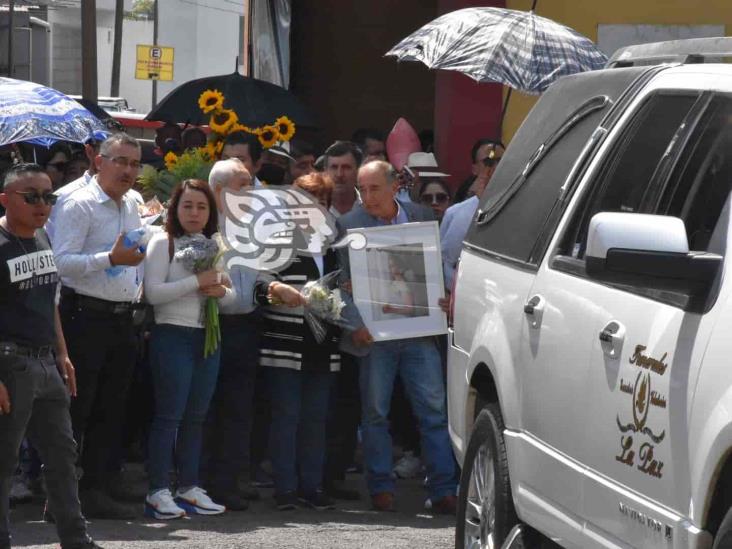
xmin=347 ymin=221 xmax=447 ymax=341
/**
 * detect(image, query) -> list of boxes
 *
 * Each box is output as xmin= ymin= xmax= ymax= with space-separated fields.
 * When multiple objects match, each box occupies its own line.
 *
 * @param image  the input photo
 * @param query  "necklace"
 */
xmin=0 ymin=217 xmax=38 ymax=277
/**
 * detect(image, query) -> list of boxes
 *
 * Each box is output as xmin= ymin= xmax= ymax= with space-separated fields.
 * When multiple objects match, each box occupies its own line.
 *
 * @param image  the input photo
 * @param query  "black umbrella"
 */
xmin=74 ymin=98 xmax=111 ymax=121
xmin=146 ymin=71 xmax=317 ymax=128
xmin=73 ymin=99 xmax=125 ymax=133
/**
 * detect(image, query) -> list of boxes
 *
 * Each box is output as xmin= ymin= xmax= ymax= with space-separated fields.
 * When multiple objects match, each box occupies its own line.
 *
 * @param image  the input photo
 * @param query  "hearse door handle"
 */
xmin=599 ymin=321 xmax=626 ymax=358
xmin=523 ymin=295 xmax=545 ymax=329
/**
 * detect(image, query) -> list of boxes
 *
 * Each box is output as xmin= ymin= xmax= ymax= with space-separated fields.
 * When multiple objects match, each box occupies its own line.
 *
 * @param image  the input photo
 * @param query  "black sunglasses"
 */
xmin=14 ymin=190 xmax=58 ymax=206
xmin=46 ymin=161 xmax=68 ymax=171
xmin=420 ymin=192 xmax=449 ymax=205
xmin=481 ymin=156 xmax=502 ymax=168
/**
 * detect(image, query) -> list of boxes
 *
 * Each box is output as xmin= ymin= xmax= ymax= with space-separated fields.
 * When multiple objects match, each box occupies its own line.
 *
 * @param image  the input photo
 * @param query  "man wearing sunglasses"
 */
xmin=0 ymin=163 xmax=103 ymax=549
xmin=440 ymin=139 xmax=504 ymax=289
xmin=46 ymin=138 xmax=99 ymax=243
xmin=51 ymin=133 xmax=144 ymax=520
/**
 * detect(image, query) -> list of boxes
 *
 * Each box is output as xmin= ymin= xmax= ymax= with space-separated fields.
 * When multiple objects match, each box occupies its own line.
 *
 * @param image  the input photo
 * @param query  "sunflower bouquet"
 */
xmin=196 ymin=88 xmax=297 ymax=161
xmin=138 ymin=146 xmax=214 ymax=202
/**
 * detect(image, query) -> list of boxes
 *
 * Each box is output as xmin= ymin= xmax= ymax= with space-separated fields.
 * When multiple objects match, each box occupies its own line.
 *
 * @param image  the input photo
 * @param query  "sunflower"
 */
xmin=164 ymin=151 xmax=179 ymax=171
xmin=209 ymin=109 xmax=238 ymax=135
xmin=274 ymin=116 xmax=296 ymax=142
xmin=198 ymin=89 xmax=224 ymax=114
xmin=228 ymin=123 xmax=253 ymax=135
xmin=215 ymin=140 xmax=224 ymax=155
xmin=203 ymin=140 xmax=222 ymax=160
xmin=257 ymin=124 xmax=279 ymax=149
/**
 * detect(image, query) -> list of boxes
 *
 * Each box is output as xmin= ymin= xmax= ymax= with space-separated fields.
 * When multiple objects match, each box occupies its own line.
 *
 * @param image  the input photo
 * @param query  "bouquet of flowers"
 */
xmin=300 ymin=270 xmax=351 ymax=344
xmin=175 ymin=233 xmax=224 ymax=357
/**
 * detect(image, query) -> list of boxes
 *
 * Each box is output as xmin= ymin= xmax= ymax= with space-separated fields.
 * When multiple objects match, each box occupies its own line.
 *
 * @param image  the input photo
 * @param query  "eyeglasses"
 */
xmin=101 ymin=154 xmax=142 ymax=170
xmin=420 ymin=192 xmax=449 ymax=205
xmin=14 ymin=190 xmax=58 ymax=206
xmin=46 ymin=161 xmax=67 ymax=171
xmin=481 ymin=156 xmax=502 ymax=168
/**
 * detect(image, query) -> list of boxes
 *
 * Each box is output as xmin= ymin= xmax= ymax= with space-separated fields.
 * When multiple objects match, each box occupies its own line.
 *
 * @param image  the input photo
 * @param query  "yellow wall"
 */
xmin=502 ymin=0 xmax=731 ymax=142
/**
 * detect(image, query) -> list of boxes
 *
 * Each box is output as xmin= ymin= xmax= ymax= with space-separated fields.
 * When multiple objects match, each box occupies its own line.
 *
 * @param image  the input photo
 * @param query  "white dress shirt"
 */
xmin=47 ymin=171 xmax=143 ymax=242
xmin=53 ymin=176 xmax=142 ymax=302
xmin=440 ymin=196 xmax=479 ymax=289
xmin=46 ymin=170 xmax=93 ymax=242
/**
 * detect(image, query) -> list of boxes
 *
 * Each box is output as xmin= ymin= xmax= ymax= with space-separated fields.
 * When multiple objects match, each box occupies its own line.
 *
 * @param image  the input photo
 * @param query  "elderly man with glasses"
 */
xmin=51 ymin=133 xmax=145 ymax=520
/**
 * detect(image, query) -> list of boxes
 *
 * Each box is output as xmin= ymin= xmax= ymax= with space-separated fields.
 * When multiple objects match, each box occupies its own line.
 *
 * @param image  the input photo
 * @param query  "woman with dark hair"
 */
xmin=143 ymin=179 xmax=235 ymax=520
xmin=62 ymin=150 xmax=90 ymax=186
xmin=418 ymin=179 xmax=452 ymax=222
xmin=44 ymin=142 xmax=72 ymax=190
xmin=255 ymin=172 xmax=340 ymax=511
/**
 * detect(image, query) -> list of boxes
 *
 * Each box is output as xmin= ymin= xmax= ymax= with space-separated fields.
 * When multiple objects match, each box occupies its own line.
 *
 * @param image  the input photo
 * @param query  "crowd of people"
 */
xmin=0 ymin=124 xmax=504 ymax=549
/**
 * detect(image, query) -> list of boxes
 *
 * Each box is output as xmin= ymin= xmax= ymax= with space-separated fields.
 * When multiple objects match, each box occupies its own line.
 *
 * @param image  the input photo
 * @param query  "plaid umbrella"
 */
xmin=386 ymin=7 xmax=607 ymax=94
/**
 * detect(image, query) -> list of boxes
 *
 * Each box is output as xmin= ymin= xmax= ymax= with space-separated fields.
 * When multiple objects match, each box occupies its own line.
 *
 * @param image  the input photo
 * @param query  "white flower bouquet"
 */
xmin=301 ymin=270 xmax=352 ymax=343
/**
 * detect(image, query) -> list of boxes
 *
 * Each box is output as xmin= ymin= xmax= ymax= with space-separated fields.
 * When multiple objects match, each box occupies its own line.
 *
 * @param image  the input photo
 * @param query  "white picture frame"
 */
xmin=347 ymin=221 xmax=447 ymax=341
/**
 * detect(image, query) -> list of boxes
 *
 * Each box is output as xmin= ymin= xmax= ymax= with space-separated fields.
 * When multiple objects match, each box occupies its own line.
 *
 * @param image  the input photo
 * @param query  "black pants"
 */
xmin=324 ymin=352 xmax=361 ymax=483
xmin=60 ymin=297 xmax=136 ymax=491
xmin=204 ymin=312 xmax=261 ymax=492
xmin=0 ymin=351 xmax=88 ymax=547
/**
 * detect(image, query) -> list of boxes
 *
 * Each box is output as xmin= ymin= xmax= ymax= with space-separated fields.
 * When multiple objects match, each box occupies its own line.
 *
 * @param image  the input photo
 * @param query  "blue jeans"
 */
xmin=268 ymin=368 xmax=334 ymax=495
xmin=360 ymin=337 xmax=457 ymax=500
xmin=148 ymin=323 xmax=221 ymax=492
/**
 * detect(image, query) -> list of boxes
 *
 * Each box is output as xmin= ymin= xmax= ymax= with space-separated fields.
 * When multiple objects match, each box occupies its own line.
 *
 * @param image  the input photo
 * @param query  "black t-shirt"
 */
xmin=0 ymin=225 xmax=57 ymax=347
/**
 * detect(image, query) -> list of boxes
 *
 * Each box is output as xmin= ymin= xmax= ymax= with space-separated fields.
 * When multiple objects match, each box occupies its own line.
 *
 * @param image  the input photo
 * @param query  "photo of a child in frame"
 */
xmin=367 ymin=244 xmax=429 ymax=321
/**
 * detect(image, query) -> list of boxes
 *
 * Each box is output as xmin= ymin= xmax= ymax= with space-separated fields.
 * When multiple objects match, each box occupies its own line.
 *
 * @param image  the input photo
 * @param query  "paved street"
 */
xmin=8 ymin=475 xmax=454 ymax=549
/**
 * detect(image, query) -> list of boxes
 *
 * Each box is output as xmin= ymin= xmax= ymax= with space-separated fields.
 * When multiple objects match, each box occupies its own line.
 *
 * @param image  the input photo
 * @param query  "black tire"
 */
xmin=714 ymin=508 xmax=732 ymax=549
xmin=455 ymin=402 xmax=518 ymax=549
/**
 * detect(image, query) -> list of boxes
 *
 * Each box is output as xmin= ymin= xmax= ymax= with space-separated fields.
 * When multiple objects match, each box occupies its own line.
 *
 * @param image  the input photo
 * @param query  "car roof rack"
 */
xmin=607 ymin=36 xmax=732 ymax=68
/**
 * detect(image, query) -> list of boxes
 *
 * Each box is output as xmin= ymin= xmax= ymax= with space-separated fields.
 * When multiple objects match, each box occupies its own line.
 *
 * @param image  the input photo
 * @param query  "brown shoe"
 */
xmin=430 ymin=494 xmax=457 ymax=515
xmin=371 ymin=492 xmax=395 ymax=512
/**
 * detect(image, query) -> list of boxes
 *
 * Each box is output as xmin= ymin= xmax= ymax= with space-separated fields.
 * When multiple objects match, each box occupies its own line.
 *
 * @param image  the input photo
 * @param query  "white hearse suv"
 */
xmin=449 ymin=38 xmax=732 ymax=549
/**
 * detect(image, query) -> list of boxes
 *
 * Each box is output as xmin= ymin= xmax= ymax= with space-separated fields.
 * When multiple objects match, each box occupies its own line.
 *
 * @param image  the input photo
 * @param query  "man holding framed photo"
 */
xmin=336 ymin=161 xmax=458 ymax=514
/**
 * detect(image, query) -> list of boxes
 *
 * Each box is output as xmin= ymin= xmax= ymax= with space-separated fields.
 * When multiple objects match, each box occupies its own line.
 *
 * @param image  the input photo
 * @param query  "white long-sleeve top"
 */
xmin=144 ymin=232 xmax=235 ymax=328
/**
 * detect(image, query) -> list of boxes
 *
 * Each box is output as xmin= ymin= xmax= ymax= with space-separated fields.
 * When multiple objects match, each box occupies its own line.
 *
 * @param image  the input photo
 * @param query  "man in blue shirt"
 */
xmin=337 ymin=161 xmax=458 ymax=514
xmin=203 ymin=159 xmax=260 ymax=511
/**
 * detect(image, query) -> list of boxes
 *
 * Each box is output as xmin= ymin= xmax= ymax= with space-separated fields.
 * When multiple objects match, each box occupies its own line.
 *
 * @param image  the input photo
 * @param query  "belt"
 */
xmin=63 ymin=289 xmax=133 ymax=315
xmin=0 ymin=342 xmax=54 ymax=359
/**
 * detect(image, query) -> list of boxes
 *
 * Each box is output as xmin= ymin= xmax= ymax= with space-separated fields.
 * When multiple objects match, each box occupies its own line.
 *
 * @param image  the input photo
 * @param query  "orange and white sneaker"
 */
xmin=144 ymin=488 xmax=186 ymax=520
xmin=175 ymin=486 xmax=226 ymax=515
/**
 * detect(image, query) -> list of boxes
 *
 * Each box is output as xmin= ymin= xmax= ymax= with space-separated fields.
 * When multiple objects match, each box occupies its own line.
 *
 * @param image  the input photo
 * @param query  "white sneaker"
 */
xmin=145 ymin=489 xmax=186 ymax=520
xmin=9 ymin=474 xmax=33 ymax=503
xmin=393 ymin=451 xmax=422 ymax=479
xmin=175 ymin=486 xmax=226 ymax=515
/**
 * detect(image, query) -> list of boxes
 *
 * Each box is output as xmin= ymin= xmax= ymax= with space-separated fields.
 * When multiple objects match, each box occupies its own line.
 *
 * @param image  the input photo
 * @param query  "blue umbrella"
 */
xmin=0 ymin=77 xmax=109 ymax=147
xmin=386 ymin=7 xmax=607 ymax=94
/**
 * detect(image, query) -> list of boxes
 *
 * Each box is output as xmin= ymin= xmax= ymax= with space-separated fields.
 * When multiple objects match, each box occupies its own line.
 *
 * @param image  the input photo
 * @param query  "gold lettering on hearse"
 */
xmin=630 ymin=345 xmax=668 ymax=376
xmin=616 ymin=367 xmax=667 ymax=479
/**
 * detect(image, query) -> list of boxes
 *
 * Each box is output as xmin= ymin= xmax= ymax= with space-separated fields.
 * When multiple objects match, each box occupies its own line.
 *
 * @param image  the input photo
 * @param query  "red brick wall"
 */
xmin=434 ymin=0 xmax=505 ymax=191
xmin=290 ymin=1 xmax=438 ymax=151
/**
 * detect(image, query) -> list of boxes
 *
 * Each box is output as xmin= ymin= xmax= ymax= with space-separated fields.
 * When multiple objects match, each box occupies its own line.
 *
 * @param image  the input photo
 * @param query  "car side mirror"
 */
xmin=585 ymin=212 xmax=722 ymax=297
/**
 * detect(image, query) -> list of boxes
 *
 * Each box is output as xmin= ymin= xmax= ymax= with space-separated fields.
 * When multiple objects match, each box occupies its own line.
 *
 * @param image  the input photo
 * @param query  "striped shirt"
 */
xmin=257 ymin=251 xmax=341 ymax=373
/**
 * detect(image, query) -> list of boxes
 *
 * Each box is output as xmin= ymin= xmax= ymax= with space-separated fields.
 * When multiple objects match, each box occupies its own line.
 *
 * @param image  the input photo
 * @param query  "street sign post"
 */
xmin=135 ymin=44 xmax=174 ymax=81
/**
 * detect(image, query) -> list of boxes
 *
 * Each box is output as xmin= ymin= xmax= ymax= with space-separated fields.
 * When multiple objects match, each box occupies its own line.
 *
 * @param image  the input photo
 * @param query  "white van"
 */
xmin=449 ymin=38 xmax=732 ymax=549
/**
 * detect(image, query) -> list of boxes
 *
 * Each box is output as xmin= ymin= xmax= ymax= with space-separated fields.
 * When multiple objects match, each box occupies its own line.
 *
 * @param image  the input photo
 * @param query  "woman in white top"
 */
xmin=142 ymin=179 xmax=235 ymax=520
